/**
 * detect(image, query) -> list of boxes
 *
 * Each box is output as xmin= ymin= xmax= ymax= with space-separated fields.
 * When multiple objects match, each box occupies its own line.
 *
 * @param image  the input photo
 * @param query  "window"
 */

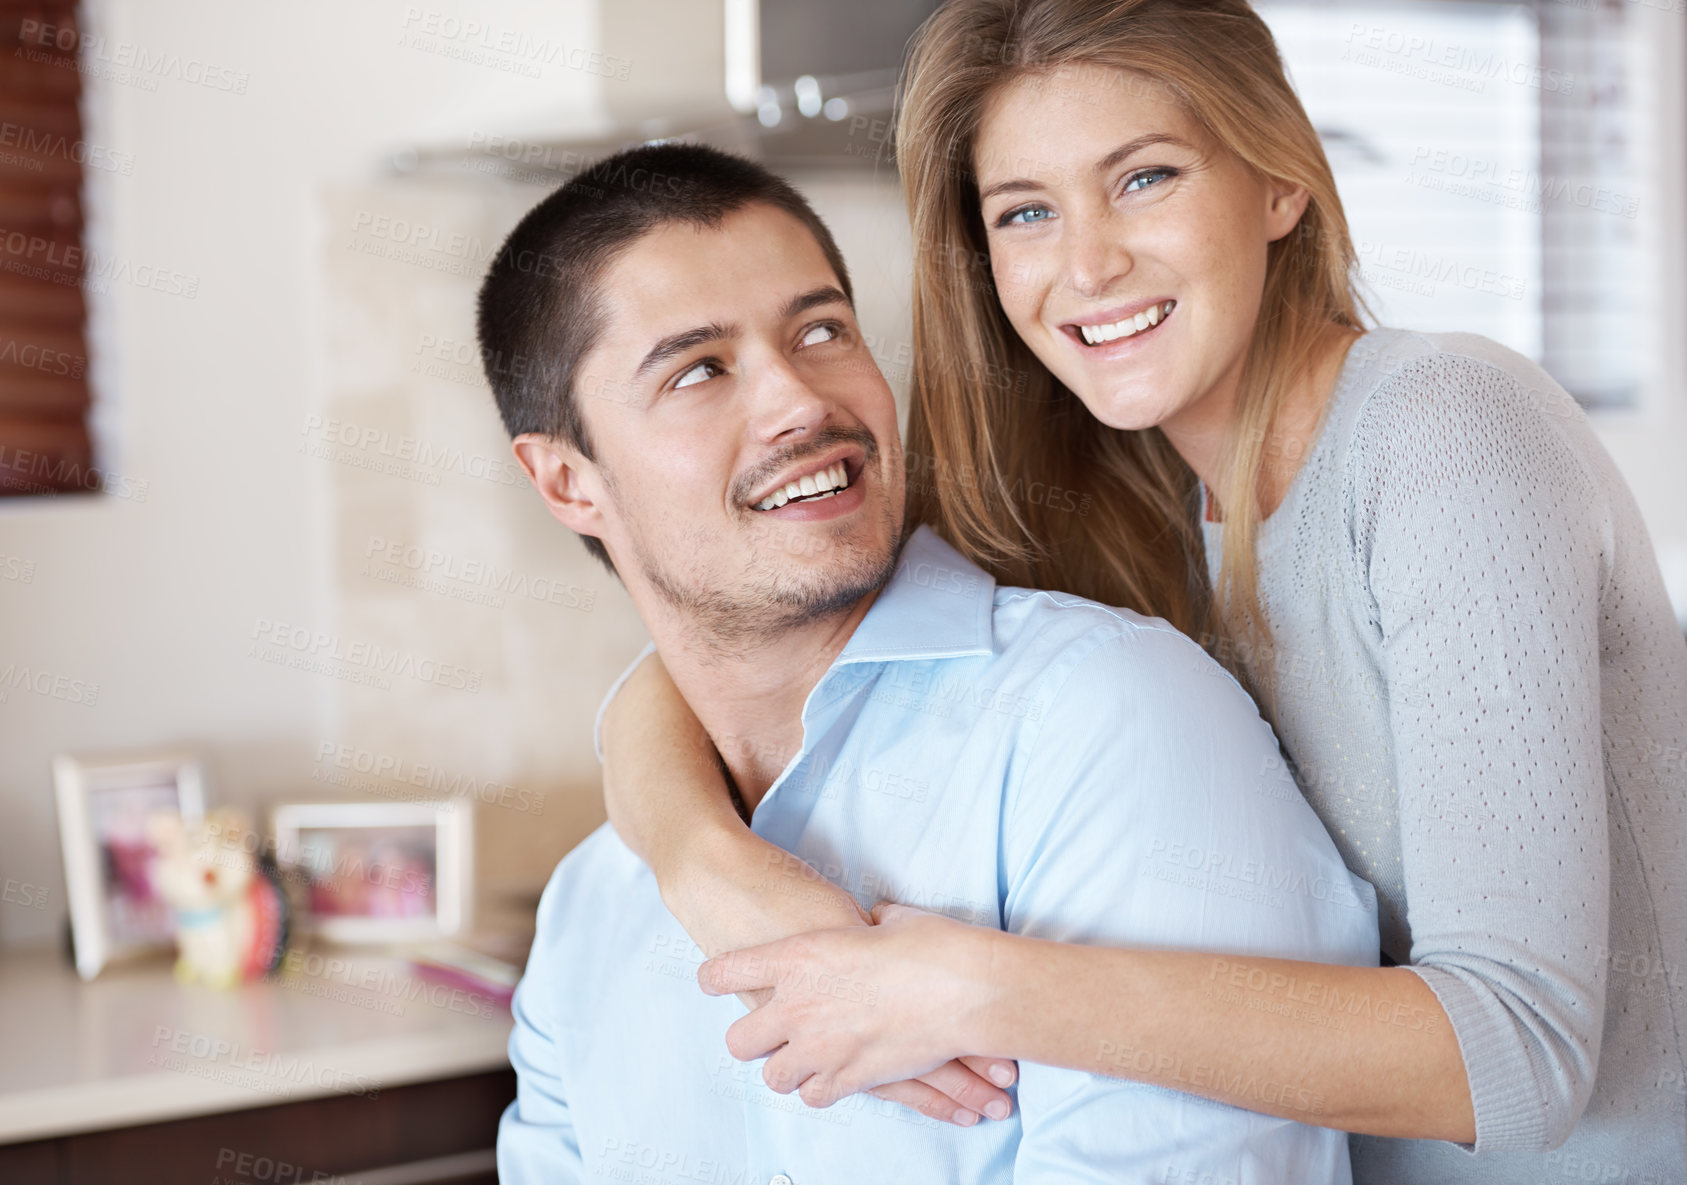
xmin=0 ymin=2 xmax=96 ymax=496
xmin=1258 ymin=0 xmax=1653 ymax=410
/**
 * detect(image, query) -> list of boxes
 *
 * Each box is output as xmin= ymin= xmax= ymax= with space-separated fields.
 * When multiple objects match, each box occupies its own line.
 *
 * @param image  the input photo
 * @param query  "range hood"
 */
xmin=402 ymin=0 xmax=939 ymax=179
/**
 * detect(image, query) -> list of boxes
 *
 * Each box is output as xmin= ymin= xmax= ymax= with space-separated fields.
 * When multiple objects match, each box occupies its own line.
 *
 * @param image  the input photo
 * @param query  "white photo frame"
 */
xmin=271 ymin=800 xmax=472 ymax=944
xmin=53 ymin=751 xmax=206 ymax=981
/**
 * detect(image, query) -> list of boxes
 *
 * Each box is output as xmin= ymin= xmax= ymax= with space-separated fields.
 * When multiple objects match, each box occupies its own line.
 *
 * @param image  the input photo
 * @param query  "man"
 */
xmin=483 ymin=142 xmax=1377 ymax=1182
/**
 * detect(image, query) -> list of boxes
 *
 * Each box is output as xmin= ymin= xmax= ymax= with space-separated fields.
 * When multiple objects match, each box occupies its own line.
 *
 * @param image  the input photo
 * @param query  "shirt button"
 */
xmin=770 ymin=1176 xmax=794 ymax=1185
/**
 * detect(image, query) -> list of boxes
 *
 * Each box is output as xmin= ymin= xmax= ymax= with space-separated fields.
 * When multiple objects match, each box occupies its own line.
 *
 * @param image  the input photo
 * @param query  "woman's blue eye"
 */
xmin=999 ymin=204 xmax=1054 ymax=227
xmin=1124 ymin=167 xmax=1176 ymax=193
xmin=674 ymin=360 xmax=722 ymax=390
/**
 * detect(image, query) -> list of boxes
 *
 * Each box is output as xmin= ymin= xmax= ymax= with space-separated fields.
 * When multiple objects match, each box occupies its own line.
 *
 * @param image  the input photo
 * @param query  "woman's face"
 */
xmin=974 ymin=64 xmax=1308 ymax=442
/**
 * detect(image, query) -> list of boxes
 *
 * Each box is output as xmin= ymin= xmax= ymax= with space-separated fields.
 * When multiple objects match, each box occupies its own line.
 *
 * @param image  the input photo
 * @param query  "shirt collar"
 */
xmin=834 ymin=525 xmax=996 ymax=666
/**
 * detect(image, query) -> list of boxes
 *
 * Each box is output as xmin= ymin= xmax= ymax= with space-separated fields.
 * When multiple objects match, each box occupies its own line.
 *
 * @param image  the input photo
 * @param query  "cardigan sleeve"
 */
xmin=1348 ymin=350 xmax=1611 ymax=1152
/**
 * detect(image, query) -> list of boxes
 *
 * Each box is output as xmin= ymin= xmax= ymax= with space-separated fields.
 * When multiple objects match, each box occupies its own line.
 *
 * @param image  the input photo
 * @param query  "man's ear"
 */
xmin=1263 ymin=176 xmax=1312 ymax=244
xmin=512 ymin=433 xmax=607 ymax=541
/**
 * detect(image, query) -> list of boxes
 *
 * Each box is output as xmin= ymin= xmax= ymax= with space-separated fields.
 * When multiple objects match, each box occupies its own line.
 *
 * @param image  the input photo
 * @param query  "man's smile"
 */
xmin=752 ymin=459 xmax=853 ymax=511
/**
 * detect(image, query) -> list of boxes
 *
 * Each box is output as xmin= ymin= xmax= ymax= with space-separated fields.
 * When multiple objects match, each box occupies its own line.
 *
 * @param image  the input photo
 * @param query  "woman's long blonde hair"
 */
xmin=897 ymin=0 xmax=1365 ymax=686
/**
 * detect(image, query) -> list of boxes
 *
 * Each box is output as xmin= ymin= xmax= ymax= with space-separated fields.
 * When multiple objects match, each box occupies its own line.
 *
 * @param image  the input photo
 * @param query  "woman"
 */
xmin=599 ymin=0 xmax=1687 ymax=1178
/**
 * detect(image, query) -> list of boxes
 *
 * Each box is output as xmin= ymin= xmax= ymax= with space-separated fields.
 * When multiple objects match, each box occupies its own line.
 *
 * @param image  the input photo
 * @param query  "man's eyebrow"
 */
xmin=977 ymin=133 xmax=1190 ymax=203
xmin=633 ymin=321 xmax=738 ymax=380
xmin=780 ymin=285 xmax=851 ymax=320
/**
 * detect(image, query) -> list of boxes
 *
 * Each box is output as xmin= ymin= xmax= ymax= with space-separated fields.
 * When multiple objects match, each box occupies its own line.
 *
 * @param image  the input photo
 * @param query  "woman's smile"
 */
xmin=1063 ymin=298 xmax=1177 ymax=348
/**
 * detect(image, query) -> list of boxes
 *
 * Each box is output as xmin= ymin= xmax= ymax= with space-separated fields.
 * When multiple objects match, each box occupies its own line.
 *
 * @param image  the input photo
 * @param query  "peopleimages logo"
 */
xmin=17 ymin=20 xmax=251 ymax=94
xmin=249 ymin=618 xmax=482 ymax=693
xmin=0 ymin=122 xmax=135 ymax=175
xmin=0 ymin=661 xmax=99 ymax=707
xmin=1146 ymin=838 xmax=1370 ymax=910
xmin=1342 ymin=23 xmax=1575 ymax=94
xmin=149 ymin=1026 xmax=378 ymax=1099
xmin=398 ymin=8 xmax=632 ymax=80
xmin=0 ymin=334 xmax=84 ymax=378
xmin=361 ymin=535 xmax=596 ymax=613
xmin=1405 ymin=146 xmax=1640 ymax=220
xmin=299 ymin=415 xmax=526 ymax=488
xmin=313 ymin=742 xmax=545 ymax=816
xmin=0 ymin=224 xmax=199 ymax=298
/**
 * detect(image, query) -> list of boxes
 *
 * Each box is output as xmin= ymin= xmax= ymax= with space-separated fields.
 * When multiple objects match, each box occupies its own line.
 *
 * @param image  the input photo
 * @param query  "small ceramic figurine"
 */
xmin=147 ymin=807 xmax=290 ymax=987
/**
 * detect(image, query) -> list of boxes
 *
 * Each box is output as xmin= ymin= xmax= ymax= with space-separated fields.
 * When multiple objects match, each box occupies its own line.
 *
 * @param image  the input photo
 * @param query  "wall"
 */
xmin=0 ymin=0 xmax=614 ymax=948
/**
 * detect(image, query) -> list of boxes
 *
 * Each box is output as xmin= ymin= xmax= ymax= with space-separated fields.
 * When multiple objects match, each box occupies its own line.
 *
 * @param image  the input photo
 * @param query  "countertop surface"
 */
xmin=0 ymin=945 xmax=513 ymax=1143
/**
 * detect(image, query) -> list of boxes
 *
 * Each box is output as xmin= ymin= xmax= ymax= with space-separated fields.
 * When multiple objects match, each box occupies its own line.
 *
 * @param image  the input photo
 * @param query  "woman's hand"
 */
xmin=681 ymin=839 xmax=1017 ymax=1125
xmin=698 ymin=903 xmax=1010 ymax=1113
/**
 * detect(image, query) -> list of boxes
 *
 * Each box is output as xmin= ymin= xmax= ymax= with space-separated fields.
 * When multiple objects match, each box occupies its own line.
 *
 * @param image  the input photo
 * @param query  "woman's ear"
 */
xmin=1263 ymin=177 xmax=1312 ymax=244
xmin=512 ymin=435 xmax=607 ymax=540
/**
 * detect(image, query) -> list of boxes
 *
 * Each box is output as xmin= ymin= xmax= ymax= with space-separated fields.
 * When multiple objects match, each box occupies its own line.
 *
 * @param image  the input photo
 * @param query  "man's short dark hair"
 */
xmin=476 ymin=142 xmax=855 ymax=572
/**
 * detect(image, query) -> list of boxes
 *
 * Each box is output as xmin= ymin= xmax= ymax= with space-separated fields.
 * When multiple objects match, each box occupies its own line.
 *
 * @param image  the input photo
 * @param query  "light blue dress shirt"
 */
xmin=498 ymin=525 xmax=1380 ymax=1185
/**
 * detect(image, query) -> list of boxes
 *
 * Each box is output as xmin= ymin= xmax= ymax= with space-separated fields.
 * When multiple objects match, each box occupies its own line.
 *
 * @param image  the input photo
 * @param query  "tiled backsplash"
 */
xmin=320 ymin=177 xmax=648 ymax=921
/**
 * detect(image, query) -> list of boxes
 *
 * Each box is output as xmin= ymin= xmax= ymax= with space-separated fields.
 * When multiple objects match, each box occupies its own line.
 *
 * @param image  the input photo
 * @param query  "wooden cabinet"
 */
xmin=0 ymin=949 xmax=516 ymax=1185
xmin=0 ymin=1069 xmax=515 ymax=1185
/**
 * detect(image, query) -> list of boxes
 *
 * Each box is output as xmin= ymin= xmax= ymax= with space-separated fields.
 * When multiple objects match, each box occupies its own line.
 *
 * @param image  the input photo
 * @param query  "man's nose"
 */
xmin=746 ymin=354 xmax=831 ymax=444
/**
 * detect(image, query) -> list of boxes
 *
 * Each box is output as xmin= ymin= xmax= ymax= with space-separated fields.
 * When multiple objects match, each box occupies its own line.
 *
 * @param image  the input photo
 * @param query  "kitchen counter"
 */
xmin=0 ymin=944 xmax=512 ymax=1144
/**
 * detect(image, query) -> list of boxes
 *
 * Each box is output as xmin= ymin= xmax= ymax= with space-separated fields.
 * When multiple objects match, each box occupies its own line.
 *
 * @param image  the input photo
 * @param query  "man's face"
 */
xmin=560 ymin=203 xmax=904 ymax=638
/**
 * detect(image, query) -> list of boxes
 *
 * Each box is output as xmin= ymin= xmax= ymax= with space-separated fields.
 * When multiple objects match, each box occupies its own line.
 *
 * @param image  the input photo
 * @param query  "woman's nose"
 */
xmin=1063 ymin=211 xmax=1134 ymax=301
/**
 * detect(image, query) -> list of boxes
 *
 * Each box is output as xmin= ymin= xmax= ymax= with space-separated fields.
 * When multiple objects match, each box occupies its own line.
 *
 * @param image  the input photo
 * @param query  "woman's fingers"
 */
xmin=796 ymin=1071 xmax=849 ymax=1110
xmin=698 ymin=941 xmax=785 ymax=997
xmin=723 ymin=1000 xmax=792 ymax=1062
xmin=960 ymin=1053 xmax=1018 ymax=1089
xmin=867 ymin=1079 xmax=982 ymax=1127
xmin=919 ymin=1058 xmax=1014 ymax=1120
xmin=757 ymin=1044 xmax=1011 ymax=1124
xmin=703 ymin=909 xmax=997 ymax=1120
xmin=731 ymin=985 xmax=774 ymax=1011
xmin=758 ymin=1042 xmax=806 ymax=1095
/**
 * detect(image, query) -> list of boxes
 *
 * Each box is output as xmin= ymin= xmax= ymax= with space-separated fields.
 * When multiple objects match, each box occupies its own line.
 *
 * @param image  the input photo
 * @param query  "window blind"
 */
xmin=0 ymin=0 xmax=94 ymax=496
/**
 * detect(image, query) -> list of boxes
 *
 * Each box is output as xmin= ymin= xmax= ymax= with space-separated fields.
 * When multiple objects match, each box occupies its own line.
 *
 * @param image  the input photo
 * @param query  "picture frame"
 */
xmin=270 ymin=800 xmax=472 ymax=944
xmin=53 ymin=750 xmax=207 ymax=981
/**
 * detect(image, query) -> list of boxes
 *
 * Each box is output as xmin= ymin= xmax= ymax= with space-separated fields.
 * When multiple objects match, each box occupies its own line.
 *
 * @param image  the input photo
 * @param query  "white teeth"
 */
xmin=1078 ymin=301 xmax=1175 ymax=346
xmin=753 ymin=460 xmax=853 ymax=510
